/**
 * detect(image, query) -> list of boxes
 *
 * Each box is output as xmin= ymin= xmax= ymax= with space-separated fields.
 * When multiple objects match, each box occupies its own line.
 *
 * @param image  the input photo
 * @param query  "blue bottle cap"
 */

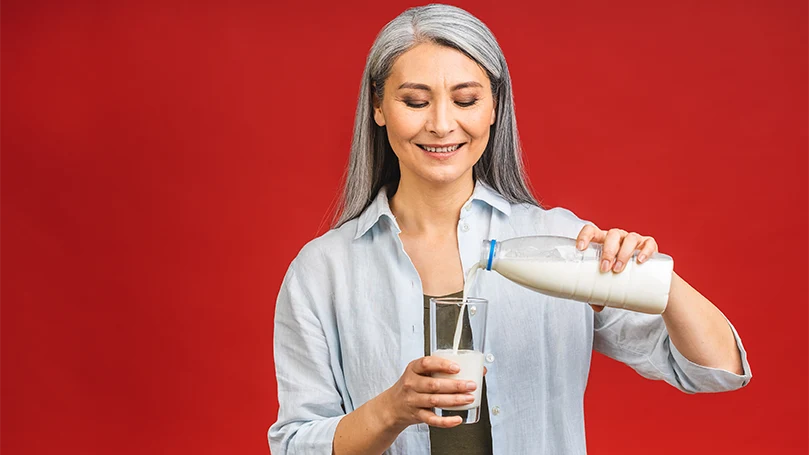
xmin=486 ymin=239 xmax=497 ymax=271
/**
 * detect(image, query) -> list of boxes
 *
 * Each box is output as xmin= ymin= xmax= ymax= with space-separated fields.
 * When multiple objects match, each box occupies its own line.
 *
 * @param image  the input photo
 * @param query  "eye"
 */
xmin=404 ymin=101 xmax=429 ymax=109
xmin=455 ymin=99 xmax=479 ymax=107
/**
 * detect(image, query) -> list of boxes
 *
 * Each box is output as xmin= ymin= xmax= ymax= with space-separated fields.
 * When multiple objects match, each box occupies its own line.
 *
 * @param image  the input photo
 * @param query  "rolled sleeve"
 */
xmin=667 ymin=320 xmax=752 ymax=393
xmin=269 ymin=415 xmax=344 ymax=455
xmin=594 ymin=308 xmax=752 ymax=394
xmin=268 ymin=263 xmax=346 ymax=455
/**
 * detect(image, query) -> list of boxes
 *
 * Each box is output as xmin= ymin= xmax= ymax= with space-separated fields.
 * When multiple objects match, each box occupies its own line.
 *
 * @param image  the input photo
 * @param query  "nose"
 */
xmin=425 ymin=99 xmax=455 ymax=137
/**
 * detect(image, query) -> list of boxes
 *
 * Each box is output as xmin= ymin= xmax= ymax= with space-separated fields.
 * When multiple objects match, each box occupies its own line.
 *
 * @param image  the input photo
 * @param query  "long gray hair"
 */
xmin=333 ymin=3 xmax=538 ymax=228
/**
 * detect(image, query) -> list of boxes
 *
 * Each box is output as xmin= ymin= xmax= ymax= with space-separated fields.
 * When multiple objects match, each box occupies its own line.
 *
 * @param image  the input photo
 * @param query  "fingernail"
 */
xmin=614 ymin=261 xmax=623 ymax=272
xmin=637 ymin=254 xmax=647 ymax=263
xmin=601 ymin=259 xmax=610 ymax=272
xmin=577 ymin=240 xmax=585 ymax=250
xmin=450 ymin=363 xmax=460 ymax=373
xmin=466 ymin=381 xmax=477 ymax=391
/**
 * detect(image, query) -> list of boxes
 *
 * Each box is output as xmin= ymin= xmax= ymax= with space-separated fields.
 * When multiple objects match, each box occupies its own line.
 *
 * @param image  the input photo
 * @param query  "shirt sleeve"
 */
xmin=593 ymin=307 xmax=752 ymax=393
xmin=268 ymin=262 xmax=345 ymax=454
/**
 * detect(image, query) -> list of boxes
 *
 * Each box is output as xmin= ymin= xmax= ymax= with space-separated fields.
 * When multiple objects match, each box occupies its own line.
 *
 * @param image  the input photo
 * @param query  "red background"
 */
xmin=2 ymin=1 xmax=807 ymax=454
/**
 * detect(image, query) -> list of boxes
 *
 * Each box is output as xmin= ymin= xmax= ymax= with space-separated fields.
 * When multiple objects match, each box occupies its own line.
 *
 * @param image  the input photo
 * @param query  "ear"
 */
xmin=490 ymin=105 xmax=496 ymax=126
xmin=372 ymin=85 xmax=386 ymax=127
xmin=374 ymin=105 xmax=386 ymax=127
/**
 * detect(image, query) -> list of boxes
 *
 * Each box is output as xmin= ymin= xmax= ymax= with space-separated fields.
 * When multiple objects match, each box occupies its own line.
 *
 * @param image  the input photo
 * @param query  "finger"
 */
xmin=614 ymin=232 xmax=643 ymax=272
xmin=589 ymin=304 xmax=605 ymax=313
xmin=413 ymin=376 xmax=477 ymax=394
xmin=636 ymin=237 xmax=659 ymax=263
xmin=416 ymin=409 xmax=464 ymax=428
xmin=411 ymin=356 xmax=460 ymax=376
xmin=483 ymin=366 xmax=488 ymax=376
xmin=417 ymin=392 xmax=476 ymax=410
xmin=600 ymin=229 xmax=626 ymax=272
xmin=576 ymin=224 xmax=604 ymax=250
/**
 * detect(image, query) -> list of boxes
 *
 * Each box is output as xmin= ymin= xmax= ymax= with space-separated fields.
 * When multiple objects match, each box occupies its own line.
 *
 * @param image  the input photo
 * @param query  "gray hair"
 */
xmin=333 ymin=3 xmax=538 ymax=228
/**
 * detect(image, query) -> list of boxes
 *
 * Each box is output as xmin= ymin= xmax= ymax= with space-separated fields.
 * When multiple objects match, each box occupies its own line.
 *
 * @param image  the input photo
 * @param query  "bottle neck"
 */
xmin=479 ymin=239 xmax=498 ymax=271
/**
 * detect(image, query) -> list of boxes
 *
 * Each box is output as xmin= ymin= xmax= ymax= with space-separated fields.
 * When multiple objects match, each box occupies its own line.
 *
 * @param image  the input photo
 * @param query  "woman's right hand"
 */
xmin=379 ymin=356 xmax=478 ymax=429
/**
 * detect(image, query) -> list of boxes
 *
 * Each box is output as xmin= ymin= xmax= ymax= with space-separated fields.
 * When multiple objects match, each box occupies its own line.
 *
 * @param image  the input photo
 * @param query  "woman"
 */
xmin=269 ymin=4 xmax=751 ymax=454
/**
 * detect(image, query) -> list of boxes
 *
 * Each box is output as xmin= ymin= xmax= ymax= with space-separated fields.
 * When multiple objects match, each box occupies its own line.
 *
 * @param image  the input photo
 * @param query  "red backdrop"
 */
xmin=2 ymin=1 xmax=807 ymax=454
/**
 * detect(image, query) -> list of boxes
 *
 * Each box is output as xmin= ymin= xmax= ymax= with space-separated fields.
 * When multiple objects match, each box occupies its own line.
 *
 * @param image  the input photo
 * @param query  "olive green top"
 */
xmin=423 ymin=292 xmax=493 ymax=455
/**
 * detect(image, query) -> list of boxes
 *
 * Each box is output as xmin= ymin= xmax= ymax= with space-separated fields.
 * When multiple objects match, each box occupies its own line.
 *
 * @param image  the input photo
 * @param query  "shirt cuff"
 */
xmin=669 ymin=318 xmax=752 ymax=393
xmin=269 ymin=415 xmax=345 ymax=455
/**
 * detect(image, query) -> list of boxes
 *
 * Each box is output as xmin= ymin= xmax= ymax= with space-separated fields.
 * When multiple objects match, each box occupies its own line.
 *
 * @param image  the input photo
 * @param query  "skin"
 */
xmin=332 ymin=42 xmax=743 ymax=455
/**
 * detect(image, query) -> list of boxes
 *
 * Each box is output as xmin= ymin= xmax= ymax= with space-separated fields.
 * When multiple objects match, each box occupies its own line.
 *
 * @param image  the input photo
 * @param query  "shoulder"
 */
xmin=278 ymin=219 xmax=362 ymax=305
xmin=508 ymin=202 xmax=594 ymax=238
xmin=288 ymin=218 xmax=360 ymax=275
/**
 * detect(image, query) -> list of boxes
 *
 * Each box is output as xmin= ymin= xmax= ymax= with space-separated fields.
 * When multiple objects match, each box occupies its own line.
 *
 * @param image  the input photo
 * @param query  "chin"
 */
xmin=419 ymin=167 xmax=473 ymax=185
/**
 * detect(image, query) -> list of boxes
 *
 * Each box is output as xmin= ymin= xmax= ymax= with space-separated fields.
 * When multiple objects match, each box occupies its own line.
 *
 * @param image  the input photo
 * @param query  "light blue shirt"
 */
xmin=268 ymin=182 xmax=751 ymax=454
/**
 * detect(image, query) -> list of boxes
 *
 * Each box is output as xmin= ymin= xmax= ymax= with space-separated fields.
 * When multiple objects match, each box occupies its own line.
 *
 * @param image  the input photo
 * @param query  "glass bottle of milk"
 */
xmin=478 ymin=236 xmax=674 ymax=314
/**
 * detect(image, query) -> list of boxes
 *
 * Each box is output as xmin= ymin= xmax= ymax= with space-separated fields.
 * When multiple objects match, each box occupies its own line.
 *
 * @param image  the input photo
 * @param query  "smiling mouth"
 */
xmin=417 ymin=143 xmax=465 ymax=153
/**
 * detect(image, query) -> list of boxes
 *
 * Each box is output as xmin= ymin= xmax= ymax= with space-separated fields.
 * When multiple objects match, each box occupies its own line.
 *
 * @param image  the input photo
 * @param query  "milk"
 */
xmin=431 ymin=349 xmax=485 ymax=410
xmin=479 ymin=236 xmax=674 ymax=314
xmin=436 ymin=267 xmax=484 ymax=412
xmin=462 ymin=265 xmax=478 ymax=303
xmin=450 ymin=266 xmax=480 ymax=352
xmin=493 ymin=254 xmax=671 ymax=313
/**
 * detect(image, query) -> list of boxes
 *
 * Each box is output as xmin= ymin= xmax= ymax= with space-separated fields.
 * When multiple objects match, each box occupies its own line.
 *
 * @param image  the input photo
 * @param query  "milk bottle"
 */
xmin=478 ymin=236 xmax=674 ymax=314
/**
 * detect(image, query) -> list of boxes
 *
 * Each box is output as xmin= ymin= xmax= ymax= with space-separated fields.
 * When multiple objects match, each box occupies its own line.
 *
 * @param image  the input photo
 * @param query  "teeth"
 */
xmin=422 ymin=144 xmax=461 ymax=153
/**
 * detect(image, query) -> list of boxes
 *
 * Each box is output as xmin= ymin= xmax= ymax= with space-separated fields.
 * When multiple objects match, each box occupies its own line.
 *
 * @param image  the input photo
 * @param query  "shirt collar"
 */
xmin=354 ymin=185 xmax=399 ymax=240
xmin=353 ymin=181 xmax=512 ymax=240
xmin=471 ymin=181 xmax=512 ymax=217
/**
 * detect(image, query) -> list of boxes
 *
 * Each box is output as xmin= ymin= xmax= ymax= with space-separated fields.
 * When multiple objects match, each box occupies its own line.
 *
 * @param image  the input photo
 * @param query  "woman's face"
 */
xmin=374 ymin=42 xmax=496 ymax=188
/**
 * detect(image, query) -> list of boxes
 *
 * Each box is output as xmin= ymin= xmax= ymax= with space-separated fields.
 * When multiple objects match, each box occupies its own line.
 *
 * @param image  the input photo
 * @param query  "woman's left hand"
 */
xmin=576 ymin=224 xmax=659 ymax=313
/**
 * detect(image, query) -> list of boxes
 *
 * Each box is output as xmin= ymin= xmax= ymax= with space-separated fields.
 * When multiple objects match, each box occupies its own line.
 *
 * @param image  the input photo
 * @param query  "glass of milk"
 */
xmin=429 ymin=297 xmax=488 ymax=424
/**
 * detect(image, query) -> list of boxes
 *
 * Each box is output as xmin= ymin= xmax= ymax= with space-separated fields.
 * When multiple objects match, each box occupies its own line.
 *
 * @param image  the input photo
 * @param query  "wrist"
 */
xmin=662 ymin=271 xmax=682 ymax=316
xmin=374 ymin=389 xmax=408 ymax=433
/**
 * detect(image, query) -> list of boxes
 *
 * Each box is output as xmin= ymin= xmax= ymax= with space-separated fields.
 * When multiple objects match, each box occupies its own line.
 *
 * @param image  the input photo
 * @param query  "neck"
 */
xmin=389 ymin=171 xmax=474 ymax=236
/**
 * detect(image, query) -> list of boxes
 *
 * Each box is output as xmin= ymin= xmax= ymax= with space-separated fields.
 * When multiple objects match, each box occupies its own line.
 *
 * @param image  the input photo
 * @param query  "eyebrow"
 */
xmin=397 ymin=81 xmax=484 ymax=91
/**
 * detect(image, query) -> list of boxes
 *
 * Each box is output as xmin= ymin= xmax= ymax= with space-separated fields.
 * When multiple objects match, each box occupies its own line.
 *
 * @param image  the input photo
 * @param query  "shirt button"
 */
xmin=485 ymin=353 xmax=495 ymax=363
xmin=461 ymin=223 xmax=470 ymax=232
xmin=492 ymin=406 xmax=500 ymax=416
